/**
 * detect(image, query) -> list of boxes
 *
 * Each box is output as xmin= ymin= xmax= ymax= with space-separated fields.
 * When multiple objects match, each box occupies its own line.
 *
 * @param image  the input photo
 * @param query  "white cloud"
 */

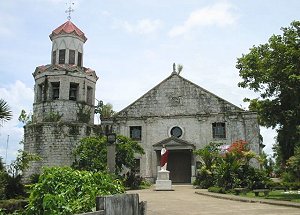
xmin=0 ymin=81 xmax=33 ymax=164
xmin=115 ymin=18 xmax=163 ymax=35
xmin=169 ymin=2 xmax=238 ymax=37
xmin=0 ymin=13 xmax=16 ymax=38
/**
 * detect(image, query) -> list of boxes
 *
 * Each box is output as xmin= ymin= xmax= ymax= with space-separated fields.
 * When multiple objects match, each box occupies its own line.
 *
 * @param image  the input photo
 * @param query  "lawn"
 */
xmin=241 ymin=190 xmax=300 ymax=203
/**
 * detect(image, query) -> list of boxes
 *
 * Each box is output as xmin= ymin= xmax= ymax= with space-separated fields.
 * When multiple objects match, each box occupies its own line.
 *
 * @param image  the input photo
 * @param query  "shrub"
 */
xmin=123 ymin=172 xmax=143 ymax=190
xmin=208 ymin=186 xmax=225 ymax=194
xmin=26 ymin=167 xmax=125 ymax=215
xmin=194 ymin=167 xmax=214 ymax=188
xmin=0 ymin=199 xmax=28 ymax=214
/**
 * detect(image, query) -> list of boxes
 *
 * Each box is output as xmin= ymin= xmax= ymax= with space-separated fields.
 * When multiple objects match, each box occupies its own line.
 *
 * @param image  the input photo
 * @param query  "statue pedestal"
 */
xmin=155 ymin=170 xmax=173 ymax=191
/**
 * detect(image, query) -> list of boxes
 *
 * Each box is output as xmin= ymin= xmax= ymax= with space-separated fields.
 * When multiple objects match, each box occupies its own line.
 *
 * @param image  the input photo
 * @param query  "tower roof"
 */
xmin=49 ymin=20 xmax=87 ymax=42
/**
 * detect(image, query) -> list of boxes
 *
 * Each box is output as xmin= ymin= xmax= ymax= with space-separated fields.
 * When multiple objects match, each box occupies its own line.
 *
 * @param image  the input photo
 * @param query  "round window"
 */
xmin=170 ymin=126 xmax=183 ymax=138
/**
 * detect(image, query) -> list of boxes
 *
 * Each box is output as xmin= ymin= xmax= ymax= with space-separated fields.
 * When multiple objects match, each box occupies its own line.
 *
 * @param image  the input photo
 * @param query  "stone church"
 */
xmin=24 ymin=20 xmax=261 ymax=183
xmin=112 ymin=71 xmax=261 ymax=183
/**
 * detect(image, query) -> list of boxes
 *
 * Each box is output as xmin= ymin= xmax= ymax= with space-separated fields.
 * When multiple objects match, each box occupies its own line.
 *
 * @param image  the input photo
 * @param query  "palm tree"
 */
xmin=0 ymin=99 xmax=12 ymax=125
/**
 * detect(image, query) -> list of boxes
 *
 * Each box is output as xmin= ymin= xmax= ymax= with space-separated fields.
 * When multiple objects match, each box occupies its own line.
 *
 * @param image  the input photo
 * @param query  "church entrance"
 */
xmin=153 ymin=136 xmax=195 ymax=184
xmin=167 ymin=150 xmax=191 ymax=183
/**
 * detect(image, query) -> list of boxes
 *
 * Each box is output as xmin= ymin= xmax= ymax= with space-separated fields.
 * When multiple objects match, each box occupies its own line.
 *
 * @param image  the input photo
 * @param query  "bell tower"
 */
xmin=23 ymin=19 xmax=98 ymax=181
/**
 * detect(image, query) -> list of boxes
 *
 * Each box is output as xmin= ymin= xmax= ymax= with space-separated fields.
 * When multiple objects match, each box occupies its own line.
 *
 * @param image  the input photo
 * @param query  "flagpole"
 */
xmin=5 ymin=135 xmax=9 ymax=164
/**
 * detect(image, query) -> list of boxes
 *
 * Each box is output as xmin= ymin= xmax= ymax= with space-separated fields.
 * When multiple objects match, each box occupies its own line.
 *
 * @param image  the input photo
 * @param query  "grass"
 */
xmin=239 ymin=190 xmax=300 ymax=203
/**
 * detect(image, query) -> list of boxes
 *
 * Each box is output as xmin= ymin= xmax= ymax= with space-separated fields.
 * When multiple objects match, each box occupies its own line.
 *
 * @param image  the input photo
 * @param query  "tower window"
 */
xmin=77 ymin=52 xmax=82 ymax=67
xmin=87 ymin=86 xmax=93 ymax=105
xmin=52 ymin=51 xmax=56 ymax=65
xmin=51 ymin=82 xmax=60 ymax=100
xmin=37 ymin=83 xmax=44 ymax=102
xmin=212 ymin=122 xmax=226 ymax=138
xmin=69 ymin=83 xmax=79 ymax=101
xmin=69 ymin=50 xmax=75 ymax=65
xmin=130 ymin=126 xmax=142 ymax=141
xmin=59 ymin=49 xmax=66 ymax=64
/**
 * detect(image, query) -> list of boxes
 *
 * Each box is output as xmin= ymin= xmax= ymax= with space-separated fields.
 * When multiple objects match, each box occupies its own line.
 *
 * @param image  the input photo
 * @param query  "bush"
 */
xmin=0 ymin=171 xmax=7 ymax=200
xmin=194 ymin=167 xmax=214 ymax=188
xmin=0 ymin=199 xmax=28 ymax=214
xmin=208 ymin=186 xmax=225 ymax=194
xmin=123 ymin=172 xmax=143 ymax=190
xmin=26 ymin=167 xmax=125 ymax=215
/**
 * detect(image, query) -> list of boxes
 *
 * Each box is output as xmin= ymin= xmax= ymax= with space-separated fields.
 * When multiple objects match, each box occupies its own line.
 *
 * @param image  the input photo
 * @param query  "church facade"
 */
xmin=113 ymin=72 xmax=261 ymax=183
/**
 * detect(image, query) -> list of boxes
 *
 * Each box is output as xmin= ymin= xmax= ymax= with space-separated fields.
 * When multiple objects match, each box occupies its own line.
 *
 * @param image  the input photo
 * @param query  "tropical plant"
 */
xmin=0 ymin=99 xmax=12 ymax=126
xmin=195 ymin=140 xmax=267 ymax=190
xmin=193 ymin=142 xmax=221 ymax=188
xmin=26 ymin=167 xmax=125 ymax=214
xmin=236 ymin=20 xmax=300 ymax=165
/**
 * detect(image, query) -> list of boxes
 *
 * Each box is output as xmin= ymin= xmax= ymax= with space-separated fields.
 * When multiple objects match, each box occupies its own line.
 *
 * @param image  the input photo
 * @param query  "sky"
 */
xmin=0 ymin=0 xmax=299 ymax=164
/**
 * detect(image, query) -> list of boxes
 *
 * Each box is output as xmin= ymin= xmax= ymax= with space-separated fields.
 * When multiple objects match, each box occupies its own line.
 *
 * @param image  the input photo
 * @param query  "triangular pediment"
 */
xmin=116 ymin=72 xmax=243 ymax=118
xmin=153 ymin=136 xmax=195 ymax=151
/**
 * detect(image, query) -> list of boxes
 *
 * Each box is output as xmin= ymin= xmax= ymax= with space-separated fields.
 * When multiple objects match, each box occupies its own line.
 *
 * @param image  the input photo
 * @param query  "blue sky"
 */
xmin=0 ymin=0 xmax=299 ymax=164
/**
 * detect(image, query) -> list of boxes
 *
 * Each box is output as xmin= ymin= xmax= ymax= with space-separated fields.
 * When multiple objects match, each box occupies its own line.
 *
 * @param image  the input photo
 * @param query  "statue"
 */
xmin=160 ymin=145 xmax=169 ymax=171
xmin=173 ymin=63 xmax=176 ymax=73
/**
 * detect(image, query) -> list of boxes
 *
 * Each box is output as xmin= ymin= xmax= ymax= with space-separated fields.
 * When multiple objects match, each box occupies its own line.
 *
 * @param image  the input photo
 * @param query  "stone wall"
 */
xmin=23 ymin=122 xmax=102 ymax=182
xmin=33 ymin=100 xmax=94 ymax=124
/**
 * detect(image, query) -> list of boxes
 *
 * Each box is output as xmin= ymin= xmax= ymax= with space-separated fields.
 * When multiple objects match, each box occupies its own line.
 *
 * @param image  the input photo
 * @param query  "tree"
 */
xmin=95 ymin=101 xmax=115 ymax=120
xmin=72 ymin=135 xmax=144 ymax=174
xmin=236 ymin=21 xmax=300 ymax=164
xmin=286 ymin=146 xmax=300 ymax=182
xmin=0 ymin=99 xmax=12 ymax=126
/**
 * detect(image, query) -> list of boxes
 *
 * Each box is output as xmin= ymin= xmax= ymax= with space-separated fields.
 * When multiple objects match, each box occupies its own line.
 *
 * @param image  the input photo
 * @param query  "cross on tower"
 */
xmin=65 ymin=1 xmax=74 ymax=21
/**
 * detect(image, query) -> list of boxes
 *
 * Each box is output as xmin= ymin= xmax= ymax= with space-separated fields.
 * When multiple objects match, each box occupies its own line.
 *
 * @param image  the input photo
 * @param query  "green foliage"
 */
xmin=0 ymin=199 xmax=28 ymax=214
xmin=193 ymin=142 xmax=221 ymax=188
xmin=236 ymin=20 xmax=300 ymax=164
xmin=208 ymin=186 xmax=225 ymax=194
xmin=0 ymin=170 xmax=7 ymax=200
xmin=77 ymin=104 xmax=91 ymax=123
xmin=115 ymin=135 xmax=144 ymax=173
xmin=95 ymin=101 xmax=115 ymax=119
xmin=7 ymin=150 xmax=41 ymax=178
xmin=123 ymin=172 xmax=146 ymax=190
xmin=44 ymin=111 xmax=63 ymax=122
xmin=72 ymin=135 xmax=144 ymax=175
xmin=286 ymin=146 xmax=300 ymax=182
xmin=0 ymin=151 xmax=40 ymax=201
xmin=18 ymin=110 xmax=32 ymax=125
xmin=26 ymin=167 xmax=125 ymax=215
xmin=0 ymin=99 xmax=12 ymax=126
xmin=72 ymin=136 xmax=107 ymax=172
xmin=194 ymin=140 xmax=269 ymax=190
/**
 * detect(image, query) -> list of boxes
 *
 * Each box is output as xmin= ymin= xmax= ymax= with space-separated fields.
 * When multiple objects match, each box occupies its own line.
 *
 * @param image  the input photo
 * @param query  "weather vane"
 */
xmin=65 ymin=1 xmax=74 ymax=21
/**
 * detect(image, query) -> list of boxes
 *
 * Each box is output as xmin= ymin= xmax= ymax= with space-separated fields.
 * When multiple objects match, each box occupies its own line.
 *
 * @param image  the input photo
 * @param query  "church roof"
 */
xmin=115 ymin=72 xmax=244 ymax=118
xmin=49 ymin=20 xmax=87 ymax=42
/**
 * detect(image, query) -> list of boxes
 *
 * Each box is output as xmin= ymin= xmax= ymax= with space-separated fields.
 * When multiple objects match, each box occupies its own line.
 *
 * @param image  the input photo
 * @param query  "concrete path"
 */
xmin=127 ymin=185 xmax=300 ymax=215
